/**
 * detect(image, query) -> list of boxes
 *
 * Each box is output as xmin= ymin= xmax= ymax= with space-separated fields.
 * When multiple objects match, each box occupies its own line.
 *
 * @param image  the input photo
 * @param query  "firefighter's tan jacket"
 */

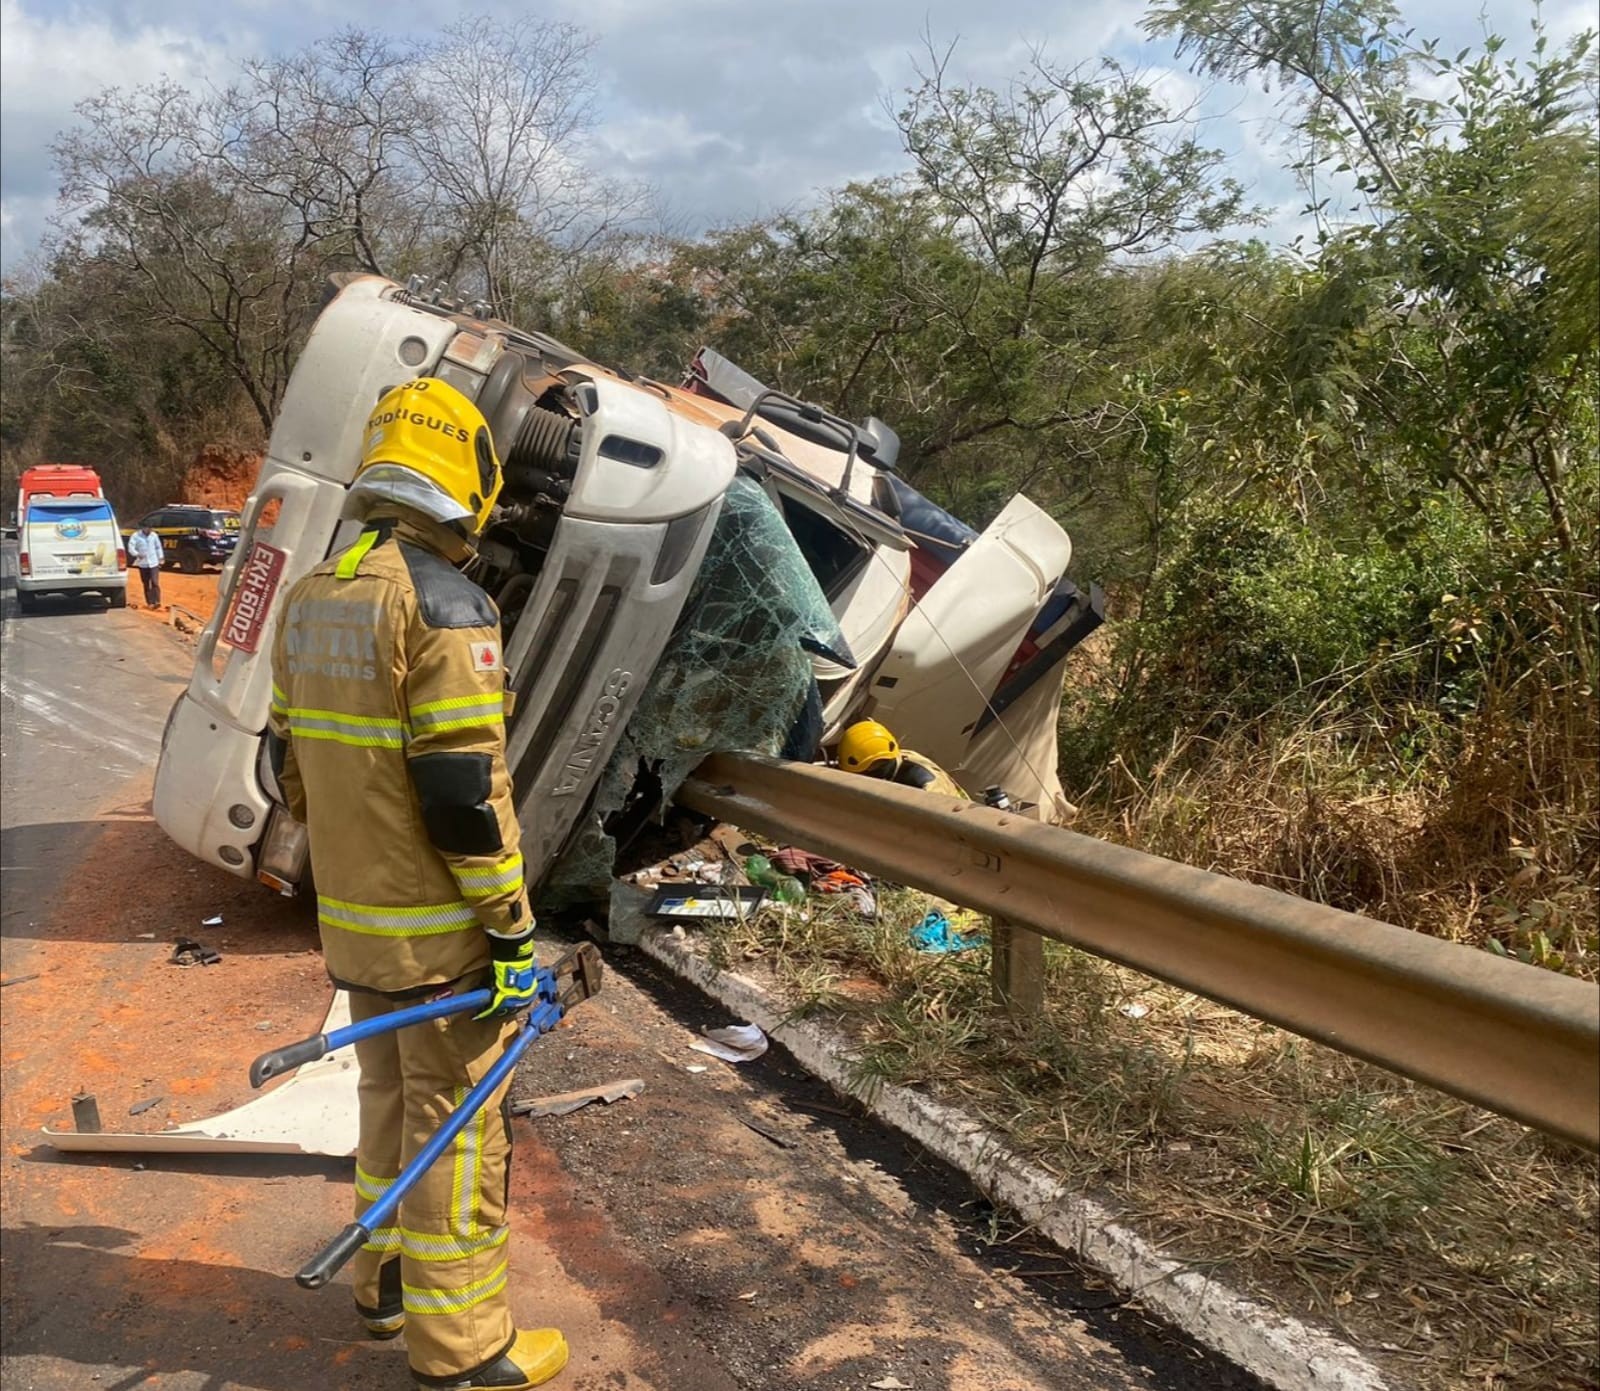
xmin=887 ymin=750 xmax=968 ymax=800
xmin=268 ymin=511 xmax=527 ymax=996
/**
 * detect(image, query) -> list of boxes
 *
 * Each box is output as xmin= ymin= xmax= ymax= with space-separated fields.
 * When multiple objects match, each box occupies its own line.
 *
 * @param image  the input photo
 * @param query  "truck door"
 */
xmin=863 ymin=495 xmax=1072 ymax=774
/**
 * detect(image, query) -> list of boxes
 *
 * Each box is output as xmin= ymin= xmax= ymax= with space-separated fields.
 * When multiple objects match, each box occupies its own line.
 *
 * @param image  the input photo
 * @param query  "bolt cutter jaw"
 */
xmin=249 ymin=942 xmax=605 ymax=1089
xmin=544 ymin=941 xmax=604 ymax=1013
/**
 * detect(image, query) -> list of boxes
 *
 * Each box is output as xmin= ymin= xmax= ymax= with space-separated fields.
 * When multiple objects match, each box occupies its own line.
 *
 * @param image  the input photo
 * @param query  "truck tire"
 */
xmin=176 ymin=546 xmax=204 ymax=574
xmin=109 ymin=588 xmax=128 ymax=609
xmin=16 ymin=591 xmax=38 ymax=615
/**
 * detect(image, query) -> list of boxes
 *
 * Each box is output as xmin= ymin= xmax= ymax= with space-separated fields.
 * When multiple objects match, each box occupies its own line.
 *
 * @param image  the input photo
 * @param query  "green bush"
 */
xmin=1060 ymin=495 xmax=1501 ymax=789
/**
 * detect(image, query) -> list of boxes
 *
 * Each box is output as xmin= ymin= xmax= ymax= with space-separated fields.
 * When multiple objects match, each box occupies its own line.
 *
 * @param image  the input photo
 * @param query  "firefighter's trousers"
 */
xmin=348 ymin=983 xmax=520 ymax=1380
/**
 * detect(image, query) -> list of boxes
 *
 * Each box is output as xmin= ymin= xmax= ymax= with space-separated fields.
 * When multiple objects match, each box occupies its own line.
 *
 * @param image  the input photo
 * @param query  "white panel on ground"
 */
xmin=42 ymin=991 xmax=359 ymax=1158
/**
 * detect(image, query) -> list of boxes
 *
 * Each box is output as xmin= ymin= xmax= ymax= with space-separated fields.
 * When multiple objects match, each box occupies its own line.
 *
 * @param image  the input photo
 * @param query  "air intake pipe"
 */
xmin=476 ymin=349 xmax=582 ymax=506
xmin=504 ymin=405 xmax=580 ymax=501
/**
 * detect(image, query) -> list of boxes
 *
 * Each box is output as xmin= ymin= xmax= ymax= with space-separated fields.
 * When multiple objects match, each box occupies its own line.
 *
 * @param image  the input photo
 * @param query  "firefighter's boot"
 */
xmin=356 ymin=1258 xmax=404 ymax=1340
xmin=417 ymin=1328 xmax=570 ymax=1388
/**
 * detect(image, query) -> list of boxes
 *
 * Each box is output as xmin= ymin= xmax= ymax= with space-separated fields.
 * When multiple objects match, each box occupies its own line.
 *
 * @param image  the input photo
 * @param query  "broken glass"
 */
xmin=539 ymin=475 xmax=851 ymax=935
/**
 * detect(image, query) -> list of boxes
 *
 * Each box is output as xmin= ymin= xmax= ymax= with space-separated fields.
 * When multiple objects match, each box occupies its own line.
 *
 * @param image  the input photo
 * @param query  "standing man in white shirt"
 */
xmin=126 ymin=523 xmax=164 ymax=608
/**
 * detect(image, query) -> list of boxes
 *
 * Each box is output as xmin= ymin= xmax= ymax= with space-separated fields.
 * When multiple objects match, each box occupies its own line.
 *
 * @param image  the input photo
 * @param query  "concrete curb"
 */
xmin=638 ymin=927 xmax=1392 ymax=1391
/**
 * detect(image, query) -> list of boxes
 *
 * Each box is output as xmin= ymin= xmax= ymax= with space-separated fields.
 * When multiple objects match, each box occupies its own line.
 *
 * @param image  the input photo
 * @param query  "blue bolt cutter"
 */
xmin=246 ymin=942 xmax=604 ymax=1290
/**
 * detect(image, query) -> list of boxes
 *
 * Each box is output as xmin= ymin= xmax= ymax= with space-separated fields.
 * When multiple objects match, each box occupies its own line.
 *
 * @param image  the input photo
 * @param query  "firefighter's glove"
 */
xmin=476 ymin=929 xmax=539 ymax=1020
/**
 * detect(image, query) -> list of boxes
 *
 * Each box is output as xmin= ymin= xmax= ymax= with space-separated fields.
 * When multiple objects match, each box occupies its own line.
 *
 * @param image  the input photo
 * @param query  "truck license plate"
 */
xmin=220 ymin=541 xmax=286 ymax=653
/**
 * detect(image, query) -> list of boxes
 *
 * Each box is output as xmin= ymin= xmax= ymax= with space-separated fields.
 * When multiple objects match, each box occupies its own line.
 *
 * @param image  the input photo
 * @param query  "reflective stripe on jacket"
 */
xmin=268 ymin=513 xmax=528 ymax=994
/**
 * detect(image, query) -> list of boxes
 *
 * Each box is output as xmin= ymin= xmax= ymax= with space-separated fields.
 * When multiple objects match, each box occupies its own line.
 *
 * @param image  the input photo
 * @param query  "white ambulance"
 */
xmin=17 ymin=475 xmax=129 ymax=613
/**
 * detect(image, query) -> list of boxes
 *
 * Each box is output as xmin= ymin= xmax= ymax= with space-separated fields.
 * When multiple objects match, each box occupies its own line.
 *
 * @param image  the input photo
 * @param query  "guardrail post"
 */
xmin=991 ymin=921 xmax=1044 ymax=1017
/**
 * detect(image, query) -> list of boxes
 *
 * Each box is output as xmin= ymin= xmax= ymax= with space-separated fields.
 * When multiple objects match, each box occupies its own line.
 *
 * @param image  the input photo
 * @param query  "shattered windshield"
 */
xmin=540 ymin=475 xmax=849 ymax=930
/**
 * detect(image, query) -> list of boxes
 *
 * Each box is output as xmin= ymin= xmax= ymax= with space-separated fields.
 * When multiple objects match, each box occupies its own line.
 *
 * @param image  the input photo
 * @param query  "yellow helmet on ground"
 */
xmin=838 ymin=720 xmax=900 ymax=775
xmin=347 ymin=377 xmax=503 ymax=535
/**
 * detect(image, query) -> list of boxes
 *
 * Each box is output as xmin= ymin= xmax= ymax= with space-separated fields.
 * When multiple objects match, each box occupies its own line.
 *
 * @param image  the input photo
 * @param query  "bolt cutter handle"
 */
xmin=249 ymin=989 xmax=494 ymax=1089
xmin=283 ymin=943 xmax=605 ymax=1291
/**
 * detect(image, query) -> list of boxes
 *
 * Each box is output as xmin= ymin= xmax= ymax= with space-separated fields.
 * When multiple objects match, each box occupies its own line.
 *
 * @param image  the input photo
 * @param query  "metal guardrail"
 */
xmin=678 ymin=754 xmax=1600 ymax=1151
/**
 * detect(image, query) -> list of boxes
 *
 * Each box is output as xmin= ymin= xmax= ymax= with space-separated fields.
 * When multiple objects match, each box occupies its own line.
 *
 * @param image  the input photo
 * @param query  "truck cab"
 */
xmin=151 ymin=274 xmax=1099 ymax=897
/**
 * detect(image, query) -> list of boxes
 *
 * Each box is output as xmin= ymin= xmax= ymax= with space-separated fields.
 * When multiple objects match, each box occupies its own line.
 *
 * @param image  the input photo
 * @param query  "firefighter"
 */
xmin=268 ymin=377 xmax=567 ymax=1390
xmin=835 ymin=719 xmax=967 ymax=799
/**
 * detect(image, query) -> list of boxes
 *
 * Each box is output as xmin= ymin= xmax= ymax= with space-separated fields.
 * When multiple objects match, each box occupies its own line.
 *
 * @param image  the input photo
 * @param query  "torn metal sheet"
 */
xmin=510 ymin=1078 xmax=644 ymax=1119
xmin=42 ymin=990 xmax=359 ymax=1157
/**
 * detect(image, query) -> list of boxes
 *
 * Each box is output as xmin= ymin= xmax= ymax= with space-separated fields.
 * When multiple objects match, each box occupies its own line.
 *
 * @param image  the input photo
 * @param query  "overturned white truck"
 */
xmin=152 ymin=273 xmax=1102 ymax=900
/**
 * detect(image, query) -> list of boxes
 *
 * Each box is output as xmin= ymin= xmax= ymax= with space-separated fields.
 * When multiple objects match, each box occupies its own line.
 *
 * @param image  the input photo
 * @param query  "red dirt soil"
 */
xmin=178 ymin=445 xmax=264 ymax=513
xmin=130 ymin=571 xmax=220 ymax=629
xmin=174 ymin=442 xmax=280 ymax=526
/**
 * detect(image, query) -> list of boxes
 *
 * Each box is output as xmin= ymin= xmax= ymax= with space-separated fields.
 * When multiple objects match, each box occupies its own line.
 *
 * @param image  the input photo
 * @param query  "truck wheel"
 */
xmin=176 ymin=546 xmax=204 ymax=574
xmin=109 ymin=589 xmax=128 ymax=609
xmin=16 ymin=592 xmax=38 ymax=614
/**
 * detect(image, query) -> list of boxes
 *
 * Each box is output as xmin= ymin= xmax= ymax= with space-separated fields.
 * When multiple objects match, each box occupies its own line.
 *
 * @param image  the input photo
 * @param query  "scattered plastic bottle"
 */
xmin=771 ymin=875 xmax=807 ymax=905
xmin=745 ymin=854 xmax=806 ymax=904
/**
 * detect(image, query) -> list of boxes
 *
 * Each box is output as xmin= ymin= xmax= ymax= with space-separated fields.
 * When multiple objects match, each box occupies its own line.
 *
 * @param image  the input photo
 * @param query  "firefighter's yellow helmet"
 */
xmin=347 ymin=378 xmax=503 ymax=535
xmin=838 ymin=720 xmax=900 ymax=775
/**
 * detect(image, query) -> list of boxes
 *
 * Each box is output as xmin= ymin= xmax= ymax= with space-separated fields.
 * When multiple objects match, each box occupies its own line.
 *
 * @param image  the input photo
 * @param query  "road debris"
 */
xmin=0 ymin=973 xmax=40 ymax=988
xmin=789 ymin=1098 xmax=855 ymax=1119
xmin=510 ymin=1078 xmax=643 ymax=1119
xmin=44 ymin=991 xmax=361 ymax=1156
xmin=170 ymin=938 xmax=221 ymax=967
xmin=743 ymin=855 xmax=806 ymax=904
xmin=168 ymin=604 xmax=206 ymax=635
xmin=71 ymin=1093 xmax=102 ymax=1133
xmin=648 ymin=885 xmax=769 ymax=920
xmin=692 ymin=1023 xmax=769 ymax=1064
xmin=909 ymin=910 xmax=985 ymax=954
xmin=739 ymin=1116 xmax=794 ymax=1149
xmin=128 ymin=1097 xmax=164 ymax=1116
xmin=770 ymin=847 xmax=839 ymax=879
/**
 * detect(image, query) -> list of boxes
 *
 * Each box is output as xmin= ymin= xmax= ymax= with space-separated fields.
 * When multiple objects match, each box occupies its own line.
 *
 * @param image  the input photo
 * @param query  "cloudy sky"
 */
xmin=1 ymin=0 xmax=1587 ymax=274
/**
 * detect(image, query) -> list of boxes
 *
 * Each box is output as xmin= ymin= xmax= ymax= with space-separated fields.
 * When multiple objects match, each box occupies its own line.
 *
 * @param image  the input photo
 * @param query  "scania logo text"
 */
xmin=551 ymin=670 xmax=633 ymax=796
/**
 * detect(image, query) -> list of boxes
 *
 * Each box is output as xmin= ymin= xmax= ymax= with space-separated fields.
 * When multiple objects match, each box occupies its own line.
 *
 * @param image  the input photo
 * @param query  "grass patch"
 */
xmin=699 ymin=877 xmax=1599 ymax=1391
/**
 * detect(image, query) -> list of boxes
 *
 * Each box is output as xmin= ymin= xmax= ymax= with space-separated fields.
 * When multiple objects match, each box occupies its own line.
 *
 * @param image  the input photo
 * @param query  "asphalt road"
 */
xmin=0 ymin=542 xmax=1260 ymax=1391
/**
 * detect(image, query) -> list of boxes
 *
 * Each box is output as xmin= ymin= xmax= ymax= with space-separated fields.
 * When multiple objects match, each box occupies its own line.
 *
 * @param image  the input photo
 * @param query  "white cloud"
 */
xmin=0 ymin=0 xmax=1572 ymax=269
xmin=0 ymin=0 xmax=229 ymax=267
xmin=1547 ymin=0 xmax=1599 ymax=44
